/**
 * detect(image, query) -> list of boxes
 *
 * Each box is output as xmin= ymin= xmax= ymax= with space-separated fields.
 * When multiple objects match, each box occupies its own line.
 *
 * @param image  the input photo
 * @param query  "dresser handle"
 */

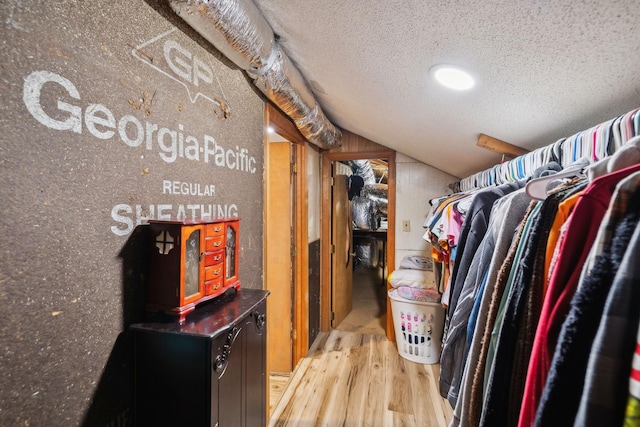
xmin=213 ymin=354 xmax=226 ymax=372
xmin=214 ymin=326 xmax=241 ymax=378
xmin=253 ymin=311 xmax=266 ymax=329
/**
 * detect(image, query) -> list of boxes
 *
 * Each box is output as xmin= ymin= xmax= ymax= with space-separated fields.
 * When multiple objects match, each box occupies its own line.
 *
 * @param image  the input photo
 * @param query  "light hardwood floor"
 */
xmin=269 ymin=268 xmax=453 ymax=426
xmin=334 ymin=267 xmax=388 ymax=336
xmin=269 ymin=330 xmax=453 ymax=426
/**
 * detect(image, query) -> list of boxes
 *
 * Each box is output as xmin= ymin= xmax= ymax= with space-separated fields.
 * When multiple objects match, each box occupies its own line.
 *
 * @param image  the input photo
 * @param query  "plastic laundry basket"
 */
xmin=388 ymin=289 xmax=445 ymax=364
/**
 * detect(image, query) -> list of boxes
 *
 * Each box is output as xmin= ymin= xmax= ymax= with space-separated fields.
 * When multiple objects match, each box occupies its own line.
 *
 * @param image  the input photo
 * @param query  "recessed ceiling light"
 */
xmin=430 ymin=64 xmax=475 ymax=90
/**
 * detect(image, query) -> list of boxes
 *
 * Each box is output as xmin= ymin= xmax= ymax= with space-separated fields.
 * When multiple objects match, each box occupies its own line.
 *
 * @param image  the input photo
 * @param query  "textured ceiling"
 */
xmin=253 ymin=0 xmax=640 ymax=179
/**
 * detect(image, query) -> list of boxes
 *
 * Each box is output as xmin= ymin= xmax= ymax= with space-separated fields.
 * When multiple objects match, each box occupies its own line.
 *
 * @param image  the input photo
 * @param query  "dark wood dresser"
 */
xmin=131 ymin=288 xmax=269 ymax=426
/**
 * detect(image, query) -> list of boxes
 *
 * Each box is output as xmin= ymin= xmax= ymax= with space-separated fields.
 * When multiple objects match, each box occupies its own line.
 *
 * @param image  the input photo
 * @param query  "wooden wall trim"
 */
xmin=265 ymin=104 xmax=310 ymax=369
xmin=385 ymin=151 xmax=396 ymax=343
xmin=293 ymin=142 xmax=309 ymax=365
xmin=266 ymin=104 xmax=306 ymax=144
xmin=320 ymin=155 xmax=332 ymax=332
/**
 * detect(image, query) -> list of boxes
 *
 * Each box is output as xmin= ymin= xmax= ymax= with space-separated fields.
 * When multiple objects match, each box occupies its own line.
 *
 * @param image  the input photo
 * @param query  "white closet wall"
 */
xmin=395 ymin=152 xmax=457 ymax=274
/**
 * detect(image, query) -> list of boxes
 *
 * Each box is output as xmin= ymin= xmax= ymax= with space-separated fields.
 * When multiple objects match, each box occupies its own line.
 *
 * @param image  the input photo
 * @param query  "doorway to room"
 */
xmin=334 ymin=158 xmax=390 ymax=336
xmin=321 ymin=150 xmax=396 ymax=341
xmin=264 ymin=104 xmax=314 ymax=374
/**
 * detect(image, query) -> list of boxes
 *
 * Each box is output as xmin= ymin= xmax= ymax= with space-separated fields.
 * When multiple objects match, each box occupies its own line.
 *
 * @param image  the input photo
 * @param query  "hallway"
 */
xmin=335 ymin=267 xmax=388 ymax=336
xmin=269 ymin=267 xmax=453 ymax=426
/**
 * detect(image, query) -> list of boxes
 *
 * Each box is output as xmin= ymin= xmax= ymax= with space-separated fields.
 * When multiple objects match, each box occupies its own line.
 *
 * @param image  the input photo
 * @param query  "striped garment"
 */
xmin=623 ymin=325 xmax=640 ymax=426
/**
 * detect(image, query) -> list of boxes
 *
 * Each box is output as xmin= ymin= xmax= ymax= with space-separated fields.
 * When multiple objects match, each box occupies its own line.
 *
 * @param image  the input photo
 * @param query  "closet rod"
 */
xmin=454 ymin=107 xmax=640 ymax=193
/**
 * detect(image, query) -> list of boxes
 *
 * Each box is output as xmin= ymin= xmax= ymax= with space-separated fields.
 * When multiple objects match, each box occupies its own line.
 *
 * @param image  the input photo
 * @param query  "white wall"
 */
xmin=394 ymin=153 xmax=458 ymax=273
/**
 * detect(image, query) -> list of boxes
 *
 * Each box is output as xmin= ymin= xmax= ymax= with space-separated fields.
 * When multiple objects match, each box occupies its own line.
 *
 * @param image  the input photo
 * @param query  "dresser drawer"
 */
xmin=205 ymin=223 xmax=225 ymax=238
xmin=205 ymin=235 xmax=225 ymax=251
xmin=205 ymin=278 xmax=224 ymax=296
xmin=204 ymin=250 xmax=224 ymax=266
xmin=205 ymin=265 xmax=224 ymax=281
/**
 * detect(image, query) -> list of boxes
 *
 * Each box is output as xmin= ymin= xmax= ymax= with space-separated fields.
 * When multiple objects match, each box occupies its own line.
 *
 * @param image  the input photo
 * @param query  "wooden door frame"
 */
xmin=264 ymin=104 xmax=309 ymax=367
xmin=320 ymin=150 xmax=396 ymax=341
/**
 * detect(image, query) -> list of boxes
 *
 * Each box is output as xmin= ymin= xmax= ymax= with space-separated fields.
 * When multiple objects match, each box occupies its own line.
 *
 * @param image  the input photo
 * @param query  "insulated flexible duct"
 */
xmin=362 ymin=183 xmax=388 ymax=216
xmin=347 ymin=159 xmax=376 ymax=186
xmin=168 ymin=0 xmax=342 ymax=149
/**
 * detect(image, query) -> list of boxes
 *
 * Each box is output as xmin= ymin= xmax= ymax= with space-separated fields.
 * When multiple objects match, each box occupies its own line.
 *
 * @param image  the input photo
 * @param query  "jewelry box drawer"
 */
xmin=205 ymin=223 xmax=225 ymax=237
xmin=205 ymin=265 xmax=223 ymax=281
xmin=205 ymin=278 xmax=223 ymax=295
xmin=205 ymin=235 xmax=225 ymax=251
xmin=204 ymin=250 xmax=224 ymax=266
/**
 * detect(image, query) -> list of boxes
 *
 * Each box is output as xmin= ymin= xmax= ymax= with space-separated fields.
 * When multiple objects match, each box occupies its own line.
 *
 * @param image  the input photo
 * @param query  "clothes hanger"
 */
xmin=576 ymin=133 xmax=585 ymax=161
xmin=591 ymin=129 xmax=598 ymax=160
xmin=504 ymin=161 xmax=512 ymax=183
xmin=503 ymin=160 xmax=511 ymax=183
xmin=525 ymin=162 xmax=586 ymax=201
xmin=592 ymin=125 xmax=601 ymax=161
xmin=540 ymin=146 xmax=551 ymax=167
xmin=516 ymin=155 xmax=525 ymax=180
xmin=456 ymin=108 xmax=638 ymax=196
xmin=536 ymin=148 xmax=548 ymax=174
xmin=581 ymin=131 xmax=592 ymax=161
xmin=599 ymin=124 xmax=606 ymax=158
xmin=561 ymin=137 xmax=572 ymax=168
xmin=622 ymin=110 xmax=634 ymax=142
xmin=612 ymin=115 xmax=624 ymax=153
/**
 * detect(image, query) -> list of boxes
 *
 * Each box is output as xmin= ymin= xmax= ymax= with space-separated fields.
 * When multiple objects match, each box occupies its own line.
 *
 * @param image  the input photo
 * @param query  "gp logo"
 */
xmin=132 ymin=28 xmax=229 ymax=118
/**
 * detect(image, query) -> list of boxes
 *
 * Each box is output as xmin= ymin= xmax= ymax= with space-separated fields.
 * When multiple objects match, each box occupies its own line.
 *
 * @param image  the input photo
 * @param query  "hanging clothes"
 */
xmin=481 ymin=182 xmax=583 ymax=427
xmin=439 ymin=181 xmax=524 ymax=405
xmin=445 ymin=183 xmax=523 ymax=323
xmin=575 ymin=194 xmax=640 ymax=426
xmin=542 ymin=190 xmax=583 ymax=296
xmin=534 ymin=168 xmax=640 ymax=426
xmin=520 ymin=158 xmax=640 ymax=427
xmin=433 ymin=111 xmax=640 ymax=427
xmin=622 ymin=324 xmax=640 ymax=426
xmin=482 ymin=202 xmax=542 ymax=394
xmin=450 ymin=189 xmax=533 ymax=427
xmin=423 ymin=191 xmax=476 ymax=302
xmin=468 ymin=201 xmax=538 ymax=422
